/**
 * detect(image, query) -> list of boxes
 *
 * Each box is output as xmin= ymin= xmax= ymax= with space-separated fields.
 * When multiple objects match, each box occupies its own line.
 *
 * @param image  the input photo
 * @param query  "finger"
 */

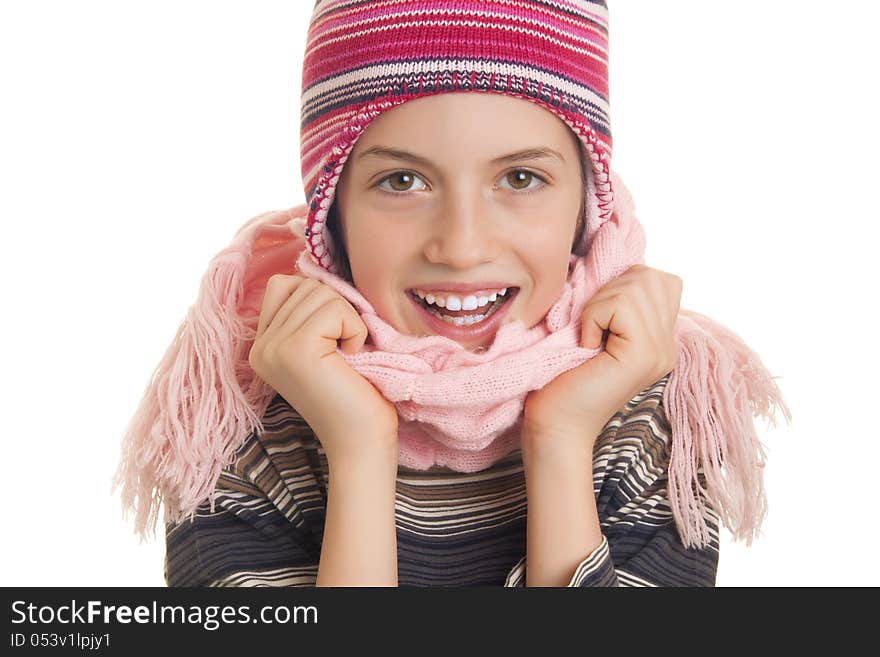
xmin=295 ymin=296 xmax=369 ymax=357
xmin=666 ymin=274 xmax=683 ymax=330
xmin=627 ymin=282 xmax=659 ymax=341
xmin=581 ymin=265 xmax=642 ymax=349
xmin=628 ymin=280 xmax=675 ymax=370
xmin=255 ymin=275 xmax=309 ymax=339
xmin=336 ymin=301 xmax=369 ymax=355
xmin=580 ymin=295 xmax=617 ymax=349
xmin=638 ymin=273 xmax=679 ymax=341
xmin=260 ymin=277 xmax=326 ymax=341
xmin=268 ymin=282 xmax=340 ymax=342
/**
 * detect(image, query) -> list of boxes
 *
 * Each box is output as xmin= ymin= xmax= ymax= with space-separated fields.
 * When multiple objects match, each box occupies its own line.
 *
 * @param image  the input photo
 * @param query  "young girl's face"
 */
xmin=333 ymin=91 xmax=584 ymax=351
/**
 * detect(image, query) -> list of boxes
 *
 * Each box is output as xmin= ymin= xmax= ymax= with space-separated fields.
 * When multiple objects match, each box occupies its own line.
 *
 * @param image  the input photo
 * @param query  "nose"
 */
xmin=422 ymin=193 xmax=501 ymax=269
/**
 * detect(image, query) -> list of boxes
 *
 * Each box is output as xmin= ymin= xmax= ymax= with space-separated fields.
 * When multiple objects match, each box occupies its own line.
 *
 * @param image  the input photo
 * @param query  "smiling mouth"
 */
xmin=408 ymin=288 xmax=518 ymax=326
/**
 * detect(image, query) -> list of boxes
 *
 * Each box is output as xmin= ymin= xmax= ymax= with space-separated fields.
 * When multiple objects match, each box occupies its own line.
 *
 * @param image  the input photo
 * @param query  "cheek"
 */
xmin=345 ymin=226 xmax=410 ymax=313
xmin=520 ymin=243 xmax=574 ymax=321
xmin=522 ymin=280 xmax=561 ymax=325
xmin=349 ymin=231 xmax=412 ymax=278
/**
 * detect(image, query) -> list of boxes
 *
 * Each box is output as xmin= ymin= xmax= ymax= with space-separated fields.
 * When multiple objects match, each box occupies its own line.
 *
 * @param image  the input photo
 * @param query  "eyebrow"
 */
xmin=357 ymin=145 xmax=566 ymax=167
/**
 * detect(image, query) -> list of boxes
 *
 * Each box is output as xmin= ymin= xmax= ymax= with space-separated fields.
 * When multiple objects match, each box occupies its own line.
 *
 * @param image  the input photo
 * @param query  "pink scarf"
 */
xmin=113 ymin=170 xmax=791 ymax=551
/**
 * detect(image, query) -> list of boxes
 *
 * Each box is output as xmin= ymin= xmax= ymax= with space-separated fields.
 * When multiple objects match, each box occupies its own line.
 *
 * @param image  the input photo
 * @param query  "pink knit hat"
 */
xmin=113 ymin=0 xmax=793 ymax=550
xmin=299 ymin=0 xmax=614 ymax=274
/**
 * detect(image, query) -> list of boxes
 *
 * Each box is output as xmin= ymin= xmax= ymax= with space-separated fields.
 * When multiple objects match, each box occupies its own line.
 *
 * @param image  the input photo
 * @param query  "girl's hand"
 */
xmin=523 ymin=264 xmax=682 ymax=449
xmin=248 ymin=274 xmax=399 ymax=463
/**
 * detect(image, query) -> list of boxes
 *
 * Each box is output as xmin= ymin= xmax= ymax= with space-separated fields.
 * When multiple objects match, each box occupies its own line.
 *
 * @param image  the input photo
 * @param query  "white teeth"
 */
xmin=411 ymin=287 xmax=515 ymax=330
xmin=440 ymin=313 xmax=487 ymax=326
xmin=418 ymin=293 xmax=509 ymax=327
xmin=413 ymin=287 xmax=509 ymax=310
xmin=462 ymin=296 xmax=481 ymax=311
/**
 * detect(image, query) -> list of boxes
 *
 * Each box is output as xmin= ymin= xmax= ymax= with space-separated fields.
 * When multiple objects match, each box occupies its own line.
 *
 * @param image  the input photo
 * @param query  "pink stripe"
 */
xmin=305 ymin=21 xmax=607 ymax=91
xmin=317 ymin=0 xmax=608 ymax=45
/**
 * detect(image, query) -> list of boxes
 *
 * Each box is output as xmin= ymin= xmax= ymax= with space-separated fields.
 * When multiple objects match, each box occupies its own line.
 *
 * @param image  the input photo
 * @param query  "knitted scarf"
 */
xmin=113 ymin=0 xmax=792 ymax=552
xmin=113 ymin=169 xmax=791 ymax=552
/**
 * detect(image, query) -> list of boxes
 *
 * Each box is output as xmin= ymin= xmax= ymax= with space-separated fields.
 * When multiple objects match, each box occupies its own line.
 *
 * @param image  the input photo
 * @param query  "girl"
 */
xmin=115 ymin=0 xmax=791 ymax=587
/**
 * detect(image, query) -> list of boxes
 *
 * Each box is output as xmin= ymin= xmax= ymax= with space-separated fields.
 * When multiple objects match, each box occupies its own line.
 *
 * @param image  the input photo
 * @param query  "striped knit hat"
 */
xmin=299 ymin=0 xmax=614 ymax=275
xmin=113 ymin=0 xmax=793 ymax=547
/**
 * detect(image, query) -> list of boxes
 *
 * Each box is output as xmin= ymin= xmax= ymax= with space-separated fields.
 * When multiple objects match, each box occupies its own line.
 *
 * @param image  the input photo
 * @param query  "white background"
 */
xmin=2 ymin=1 xmax=876 ymax=586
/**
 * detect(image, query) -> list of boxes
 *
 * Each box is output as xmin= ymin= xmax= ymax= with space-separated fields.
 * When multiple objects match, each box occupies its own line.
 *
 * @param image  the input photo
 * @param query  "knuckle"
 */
xmin=328 ymin=294 xmax=353 ymax=313
xmin=265 ymin=273 xmax=285 ymax=289
xmin=273 ymin=337 xmax=298 ymax=362
xmin=264 ymin=341 xmax=291 ymax=370
xmin=267 ymin=273 xmax=305 ymax=289
xmin=247 ymin=344 xmax=263 ymax=372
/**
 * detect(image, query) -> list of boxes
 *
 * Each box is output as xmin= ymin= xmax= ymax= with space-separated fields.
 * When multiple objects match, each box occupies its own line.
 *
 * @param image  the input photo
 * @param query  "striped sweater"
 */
xmin=165 ymin=373 xmax=720 ymax=587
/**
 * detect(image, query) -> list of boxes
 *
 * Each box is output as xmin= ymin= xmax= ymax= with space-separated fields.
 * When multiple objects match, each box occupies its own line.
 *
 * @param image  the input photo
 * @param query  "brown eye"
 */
xmin=388 ymin=172 xmax=414 ymax=191
xmin=376 ymin=171 xmax=428 ymax=194
xmin=506 ymin=170 xmax=531 ymax=189
xmin=502 ymin=169 xmax=546 ymax=193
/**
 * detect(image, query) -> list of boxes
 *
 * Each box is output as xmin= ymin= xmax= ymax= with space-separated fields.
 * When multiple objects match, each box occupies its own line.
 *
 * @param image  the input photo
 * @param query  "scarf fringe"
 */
xmin=665 ymin=308 xmax=793 ymax=550
xmin=113 ymin=205 xmax=792 ymax=553
xmin=111 ymin=210 xmax=298 ymax=541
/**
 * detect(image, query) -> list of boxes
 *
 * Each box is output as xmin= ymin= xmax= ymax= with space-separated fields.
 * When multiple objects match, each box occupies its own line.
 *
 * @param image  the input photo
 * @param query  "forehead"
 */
xmin=351 ymin=91 xmax=580 ymax=161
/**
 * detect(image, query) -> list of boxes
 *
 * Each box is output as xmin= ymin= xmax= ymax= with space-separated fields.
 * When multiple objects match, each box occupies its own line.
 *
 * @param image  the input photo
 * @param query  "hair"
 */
xmin=325 ymin=139 xmax=590 ymax=285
